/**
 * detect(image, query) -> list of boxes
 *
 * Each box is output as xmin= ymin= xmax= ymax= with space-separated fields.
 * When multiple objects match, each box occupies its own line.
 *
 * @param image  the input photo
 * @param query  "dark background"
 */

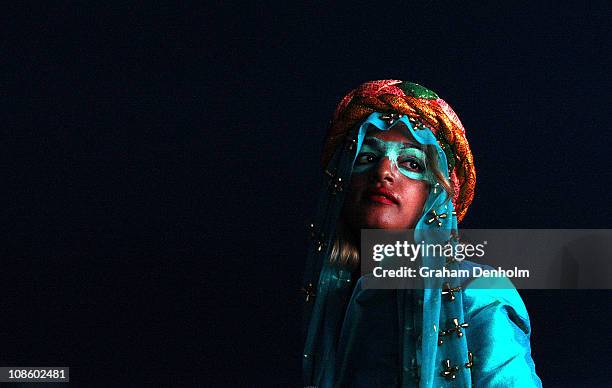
xmin=3 ymin=2 xmax=611 ymax=387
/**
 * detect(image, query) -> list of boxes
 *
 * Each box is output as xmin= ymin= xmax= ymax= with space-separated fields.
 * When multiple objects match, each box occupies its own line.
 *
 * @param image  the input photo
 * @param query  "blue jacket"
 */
xmin=305 ymin=263 xmax=542 ymax=387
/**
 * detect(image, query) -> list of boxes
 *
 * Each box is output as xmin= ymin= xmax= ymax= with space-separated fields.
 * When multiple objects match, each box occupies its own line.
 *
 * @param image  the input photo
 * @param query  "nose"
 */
xmin=370 ymin=156 xmax=396 ymax=184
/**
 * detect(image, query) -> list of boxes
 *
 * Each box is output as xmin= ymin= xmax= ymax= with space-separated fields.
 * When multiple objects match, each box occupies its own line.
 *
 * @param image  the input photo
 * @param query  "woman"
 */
xmin=302 ymin=80 xmax=541 ymax=387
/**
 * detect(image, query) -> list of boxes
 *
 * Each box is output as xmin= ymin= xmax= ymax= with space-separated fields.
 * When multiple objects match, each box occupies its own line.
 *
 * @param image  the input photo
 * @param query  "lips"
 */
xmin=365 ymin=187 xmax=399 ymax=205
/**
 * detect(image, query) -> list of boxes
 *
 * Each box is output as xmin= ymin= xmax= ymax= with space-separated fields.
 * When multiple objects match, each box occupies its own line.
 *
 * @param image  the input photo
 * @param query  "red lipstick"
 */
xmin=365 ymin=187 xmax=399 ymax=205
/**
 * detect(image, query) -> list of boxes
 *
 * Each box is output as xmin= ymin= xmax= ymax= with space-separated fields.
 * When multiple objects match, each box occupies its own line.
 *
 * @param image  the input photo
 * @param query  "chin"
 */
xmin=362 ymin=217 xmax=397 ymax=230
xmin=360 ymin=213 xmax=418 ymax=230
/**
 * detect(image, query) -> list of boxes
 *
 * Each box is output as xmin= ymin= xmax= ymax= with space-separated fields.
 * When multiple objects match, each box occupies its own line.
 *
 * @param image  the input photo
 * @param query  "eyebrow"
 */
xmin=400 ymin=141 xmax=422 ymax=150
xmin=363 ymin=136 xmax=422 ymax=150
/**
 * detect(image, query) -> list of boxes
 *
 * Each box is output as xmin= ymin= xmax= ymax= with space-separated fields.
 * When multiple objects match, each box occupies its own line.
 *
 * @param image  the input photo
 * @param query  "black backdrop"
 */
xmin=3 ymin=2 xmax=611 ymax=387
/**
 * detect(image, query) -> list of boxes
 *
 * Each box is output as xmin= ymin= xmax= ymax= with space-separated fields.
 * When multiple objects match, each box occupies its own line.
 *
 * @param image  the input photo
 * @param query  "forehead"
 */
xmin=365 ymin=122 xmax=419 ymax=144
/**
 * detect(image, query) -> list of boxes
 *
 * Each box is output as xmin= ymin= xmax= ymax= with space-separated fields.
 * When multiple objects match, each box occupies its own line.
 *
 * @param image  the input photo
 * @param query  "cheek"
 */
xmin=399 ymin=181 xmax=429 ymax=215
xmin=341 ymin=174 xmax=368 ymax=218
xmin=346 ymin=173 xmax=368 ymax=200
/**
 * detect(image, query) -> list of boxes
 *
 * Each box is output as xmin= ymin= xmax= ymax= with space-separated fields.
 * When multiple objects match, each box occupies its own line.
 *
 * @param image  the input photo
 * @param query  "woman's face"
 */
xmin=342 ymin=123 xmax=430 ymax=234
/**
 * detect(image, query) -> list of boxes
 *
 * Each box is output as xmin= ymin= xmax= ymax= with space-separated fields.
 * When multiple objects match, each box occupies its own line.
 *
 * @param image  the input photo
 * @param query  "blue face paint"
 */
xmin=352 ymin=135 xmax=433 ymax=182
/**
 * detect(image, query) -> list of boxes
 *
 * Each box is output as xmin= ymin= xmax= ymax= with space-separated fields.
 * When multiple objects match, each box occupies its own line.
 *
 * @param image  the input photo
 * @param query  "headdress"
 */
xmin=321 ymin=79 xmax=475 ymax=223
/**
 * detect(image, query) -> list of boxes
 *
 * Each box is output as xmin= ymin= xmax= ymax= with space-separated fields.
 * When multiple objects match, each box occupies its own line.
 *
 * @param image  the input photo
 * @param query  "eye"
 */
xmin=399 ymin=158 xmax=424 ymax=171
xmin=356 ymin=153 xmax=377 ymax=164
